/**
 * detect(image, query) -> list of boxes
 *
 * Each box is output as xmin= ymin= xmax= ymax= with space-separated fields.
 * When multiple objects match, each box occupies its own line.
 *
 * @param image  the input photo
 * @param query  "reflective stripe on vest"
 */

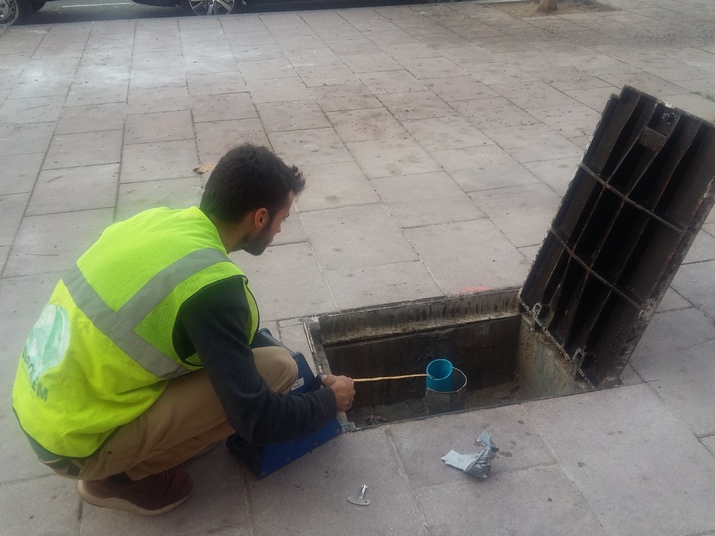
xmin=64 ymin=247 xmax=230 ymax=379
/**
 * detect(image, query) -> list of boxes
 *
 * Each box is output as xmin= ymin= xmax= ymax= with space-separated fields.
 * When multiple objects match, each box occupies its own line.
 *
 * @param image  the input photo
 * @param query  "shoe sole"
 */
xmin=77 ymin=480 xmax=192 ymax=516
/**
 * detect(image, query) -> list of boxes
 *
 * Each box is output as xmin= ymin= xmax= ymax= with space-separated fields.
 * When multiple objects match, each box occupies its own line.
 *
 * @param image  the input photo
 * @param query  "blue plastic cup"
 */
xmin=426 ymin=359 xmax=453 ymax=393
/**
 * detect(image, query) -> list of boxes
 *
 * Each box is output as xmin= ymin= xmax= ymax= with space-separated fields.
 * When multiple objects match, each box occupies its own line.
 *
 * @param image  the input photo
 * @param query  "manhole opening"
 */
xmin=306 ymin=289 xmax=589 ymax=429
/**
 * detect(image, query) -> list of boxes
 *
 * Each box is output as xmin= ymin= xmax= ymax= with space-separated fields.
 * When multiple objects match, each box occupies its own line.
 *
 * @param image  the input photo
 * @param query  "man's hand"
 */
xmin=321 ymin=374 xmax=355 ymax=412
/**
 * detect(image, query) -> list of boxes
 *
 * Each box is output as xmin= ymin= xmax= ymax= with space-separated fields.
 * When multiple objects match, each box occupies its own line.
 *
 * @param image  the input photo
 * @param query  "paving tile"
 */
xmin=128 ymin=68 xmax=188 ymax=90
xmin=340 ymin=52 xmax=402 ymax=74
xmin=0 ymin=96 xmax=64 ymax=123
xmin=523 ymin=157 xmax=582 ymax=196
xmin=301 ymin=204 xmax=417 ymax=271
xmin=311 ymin=83 xmax=382 ymax=112
xmin=423 ymin=74 xmax=498 ymax=102
xmin=1 ymin=152 xmax=44 ymax=196
xmin=671 ymin=259 xmax=715 ymax=320
xmin=127 ymin=86 xmax=191 ymax=115
xmin=246 ymin=78 xmax=312 ymax=104
xmin=184 ymin=52 xmax=238 ymax=76
xmin=65 ymin=80 xmax=129 ymax=106
xmin=438 ymin=45 xmax=498 ymax=66
xmin=55 ymin=102 xmax=126 ymax=135
xmin=326 ymin=108 xmax=407 ymax=143
xmin=120 ymin=139 xmax=199 ymax=183
xmin=266 ymin=205 xmax=308 ymax=247
xmin=327 ymin=39 xmax=382 ymax=56
xmin=684 ymin=229 xmax=715 ymax=263
xmin=371 ymin=171 xmax=484 ymax=228
xmin=194 ymin=119 xmax=270 ymax=164
xmin=44 ymin=130 xmax=123 ymax=170
xmin=356 ymin=70 xmax=428 ymax=95
xmin=4 ymin=209 xmax=113 ymax=278
xmin=0 ymin=192 xmax=28 ymax=247
xmin=402 ymin=115 xmax=493 ymax=151
xmin=462 ymin=61 xmax=536 ymax=85
xmin=248 ymin=427 xmax=428 ymax=536
xmin=0 ymin=122 xmax=55 ymax=157
xmin=297 ymin=160 xmax=380 ymax=212
xmin=81 ymin=450 xmax=251 ymax=536
xmin=284 ymin=46 xmax=341 ymax=67
xmin=523 ymin=100 xmax=602 ymax=140
xmin=295 ymin=63 xmax=361 ymax=87
xmin=269 ymin=128 xmax=352 ymax=166
xmin=230 ymin=242 xmax=335 ymax=321
xmin=124 ymin=110 xmax=194 ymax=145
xmin=186 ymin=71 xmax=247 ymax=96
xmin=237 ymin=58 xmax=295 ymax=81
xmin=431 ymin=145 xmax=540 ymax=193
xmin=7 ymin=77 xmax=71 ymax=99
xmin=376 ymin=90 xmax=454 ymax=121
xmin=664 ymin=92 xmax=715 ymax=121
xmin=451 ymin=96 xmax=538 ymax=129
xmin=655 ymin=287 xmax=692 ymax=312
xmin=116 ymin=177 xmax=202 ymax=221
xmin=346 ymin=138 xmax=441 ymax=179
xmin=405 ymin=219 xmax=531 ymax=294
xmin=325 ymin=260 xmax=441 ymax=309
xmin=256 ymin=100 xmax=330 ymax=133
xmin=481 ymin=123 xmax=583 ymax=164
xmin=27 ymin=164 xmax=118 ymax=216
xmin=526 ymin=384 xmax=715 ymax=536
xmin=470 ymin=183 xmax=562 ymax=248
xmin=598 ymin=71 xmax=689 ymax=99
xmin=390 ymin=403 xmax=556 ymax=488
xmin=0 ymin=476 xmax=80 ymax=536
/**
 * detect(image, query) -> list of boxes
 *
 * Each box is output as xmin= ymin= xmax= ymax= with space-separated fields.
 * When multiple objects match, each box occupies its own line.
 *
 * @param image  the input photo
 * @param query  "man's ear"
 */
xmin=253 ymin=208 xmax=270 ymax=230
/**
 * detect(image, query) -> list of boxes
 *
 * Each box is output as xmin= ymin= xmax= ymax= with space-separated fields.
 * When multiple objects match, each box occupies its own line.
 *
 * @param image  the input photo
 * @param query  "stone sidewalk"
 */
xmin=2 ymin=0 xmax=715 ymax=534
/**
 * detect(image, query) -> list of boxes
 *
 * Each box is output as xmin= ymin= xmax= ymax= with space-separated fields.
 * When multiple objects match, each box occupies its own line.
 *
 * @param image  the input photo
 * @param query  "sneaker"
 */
xmin=77 ymin=470 xmax=194 ymax=516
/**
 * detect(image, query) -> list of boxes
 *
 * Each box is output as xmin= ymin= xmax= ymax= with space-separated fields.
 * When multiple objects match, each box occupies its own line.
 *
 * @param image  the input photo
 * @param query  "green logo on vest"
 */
xmin=22 ymin=305 xmax=70 ymax=401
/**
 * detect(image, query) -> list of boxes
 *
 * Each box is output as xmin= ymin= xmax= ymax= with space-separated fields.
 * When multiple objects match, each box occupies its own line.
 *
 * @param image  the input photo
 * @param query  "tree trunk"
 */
xmin=537 ymin=0 xmax=558 ymax=12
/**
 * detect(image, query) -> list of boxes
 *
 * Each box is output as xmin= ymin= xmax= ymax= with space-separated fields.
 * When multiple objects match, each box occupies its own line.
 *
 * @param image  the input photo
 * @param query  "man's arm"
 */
xmin=175 ymin=276 xmax=338 ymax=446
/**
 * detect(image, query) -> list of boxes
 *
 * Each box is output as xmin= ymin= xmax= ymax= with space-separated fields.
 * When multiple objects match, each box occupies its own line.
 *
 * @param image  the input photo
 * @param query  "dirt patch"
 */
xmin=489 ymin=0 xmax=617 ymax=17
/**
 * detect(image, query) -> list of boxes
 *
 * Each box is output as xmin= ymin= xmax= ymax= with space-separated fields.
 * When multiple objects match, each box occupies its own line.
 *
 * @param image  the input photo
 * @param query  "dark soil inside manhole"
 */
xmin=489 ymin=0 xmax=617 ymax=17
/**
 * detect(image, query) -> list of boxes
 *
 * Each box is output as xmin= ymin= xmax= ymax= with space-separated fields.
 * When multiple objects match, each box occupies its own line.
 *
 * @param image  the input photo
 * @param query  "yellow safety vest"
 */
xmin=12 ymin=207 xmax=259 ymax=459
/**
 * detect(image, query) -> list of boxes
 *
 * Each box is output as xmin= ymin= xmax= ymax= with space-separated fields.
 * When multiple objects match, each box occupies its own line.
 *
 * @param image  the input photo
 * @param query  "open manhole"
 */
xmin=306 ymin=86 xmax=715 ymax=429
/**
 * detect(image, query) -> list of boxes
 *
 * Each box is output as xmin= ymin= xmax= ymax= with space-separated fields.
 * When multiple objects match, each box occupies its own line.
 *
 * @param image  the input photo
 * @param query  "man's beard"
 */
xmin=240 ymin=223 xmax=273 ymax=256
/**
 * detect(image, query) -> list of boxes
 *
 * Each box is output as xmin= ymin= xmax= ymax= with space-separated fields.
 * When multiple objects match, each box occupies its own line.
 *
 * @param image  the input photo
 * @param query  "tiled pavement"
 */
xmin=2 ymin=0 xmax=715 ymax=534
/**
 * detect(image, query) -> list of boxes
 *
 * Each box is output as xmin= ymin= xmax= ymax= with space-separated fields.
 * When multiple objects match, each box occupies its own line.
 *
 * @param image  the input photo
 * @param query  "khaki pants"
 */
xmin=59 ymin=346 xmax=297 ymax=481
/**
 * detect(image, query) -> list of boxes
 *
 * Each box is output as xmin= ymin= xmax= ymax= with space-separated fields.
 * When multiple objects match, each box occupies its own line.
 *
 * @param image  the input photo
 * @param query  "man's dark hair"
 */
xmin=200 ymin=144 xmax=305 ymax=222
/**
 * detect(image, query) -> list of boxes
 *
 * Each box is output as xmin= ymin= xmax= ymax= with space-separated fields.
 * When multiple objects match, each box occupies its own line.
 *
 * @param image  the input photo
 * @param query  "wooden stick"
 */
xmin=353 ymin=373 xmax=429 ymax=383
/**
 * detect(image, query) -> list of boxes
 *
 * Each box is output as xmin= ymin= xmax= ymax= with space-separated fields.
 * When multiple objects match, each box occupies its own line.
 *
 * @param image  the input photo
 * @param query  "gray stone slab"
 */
xmin=0 ymin=192 xmax=27 ymax=248
xmin=398 ymin=56 xmax=466 ymax=79
xmin=268 ymin=206 xmax=308 ymax=247
xmin=526 ymin=101 xmax=602 ymax=140
xmin=186 ymin=71 xmax=247 ymax=96
xmin=340 ymin=52 xmax=402 ymax=74
xmin=656 ymin=287 xmax=692 ymax=312
xmin=451 ymin=96 xmax=538 ymax=130
xmin=423 ymin=75 xmax=498 ymax=103
xmin=229 ymin=242 xmax=335 ymax=321
xmin=124 ymin=110 xmax=194 ymax=145
xmin=44 ymin=130 xmax=123 ymax=170
xmin=295 ymin=64 xmax=361 ymax=88
xmin=0 ymin=122 xmax=55 ymax=157
xmin=326 ymin=108 xmax=407 ymax=143
xmin=371 ymin=171 xmax=484 ymax=228
xmin=416 ymin=465 xmax=606 ymax=536
xmin=301 ymin=204 xmax=418 ymax=271
xmin=326 ymin=260 xmax=442 ymax=309
xmin=256 ymin=100 xmax=330 ymax=133
xmin=296 ymin=160 xmax=380 ymax=212
xmin=191 ymin=92 xmax=257 ymax=123
xmin=469 ymin=183 xmax=561 ymax=248
xmin=4 ymin=209 xmax=113 ymax=278
xmin=248 ymin=428 xmax=428 ymax=536
xmin=128 ymin=68 xmax=188 ymax=90
xmin=462 ymin=61 xmax=536 ymax=85
xmin=0 ymin=95 xmax=64 ymax=123
xmin=431 ymin=145 xmax=540 ymax=193
xmin=7 ymin=77 xmax=71 ymax=99
xmin=1 ymin=152 xmax=44 ymax=196
xmin=564 ymin=86 xmax=624 ymax=113
xmin=246 ymin=78 xmax=312 ymax=104
xmin=523 ymin=157 xmax=581 ymax=196
xmin=377 ymin=90 xmax=454 ymax=121
xmin=66 ymin=80 xmax=129 ymax=107
xmin=237 ymin=58 xmax=294 ymax=81
xmin=194 ymin=119 xmax=269 ymax=165
xmin=526 ymin=384 xmax=715 ymax=536
xmin=269 ymin=128 xmax=352 ymax=167
xmin=346 ymin=138 xmax=441 ymax=179
xmin=666 ymin=93 xmax=715 ymax=121
xmin=671 ymin=259 xmax=715 ymax=320
xmin=389 ymin=404 xmax=556 ymax=489
xmin=405 ymin=219 xmax=531 ymax=294
xmin=55 ymin=103 xmax=127 ymax=135
xmin=684 ymin=230 xmax=715 ymax=263
xmin=0 ymin=476 xmax=80 ymax=536
xmin=535 ymin=66 xmax=616 ymax=92
xmin=356 ymin=70 xmax=428 ymax=95
xmin=116 ymin=177 xmax=202 ymax=221
xmin=402 ymin=115 xmax=493 ymax=151
xmin=310 ymin=83 xmax=382 ymax=112
xmin=126 ymin=86 xmax=191 ymax=115
xmin=283 ymin=46 xmax=341 ymax=67
xmin=28 ymin=164 xmax=118 ymax=216
xmin=120 ymin=139 xmax=199 ymax=183
xmin=481 ymin=123 xmax=583 ymax=164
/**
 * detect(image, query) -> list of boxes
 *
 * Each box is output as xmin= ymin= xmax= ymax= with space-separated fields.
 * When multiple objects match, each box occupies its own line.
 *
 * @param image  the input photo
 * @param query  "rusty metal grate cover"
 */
xmin=519 ymin=86 xmax=715 ymax=388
